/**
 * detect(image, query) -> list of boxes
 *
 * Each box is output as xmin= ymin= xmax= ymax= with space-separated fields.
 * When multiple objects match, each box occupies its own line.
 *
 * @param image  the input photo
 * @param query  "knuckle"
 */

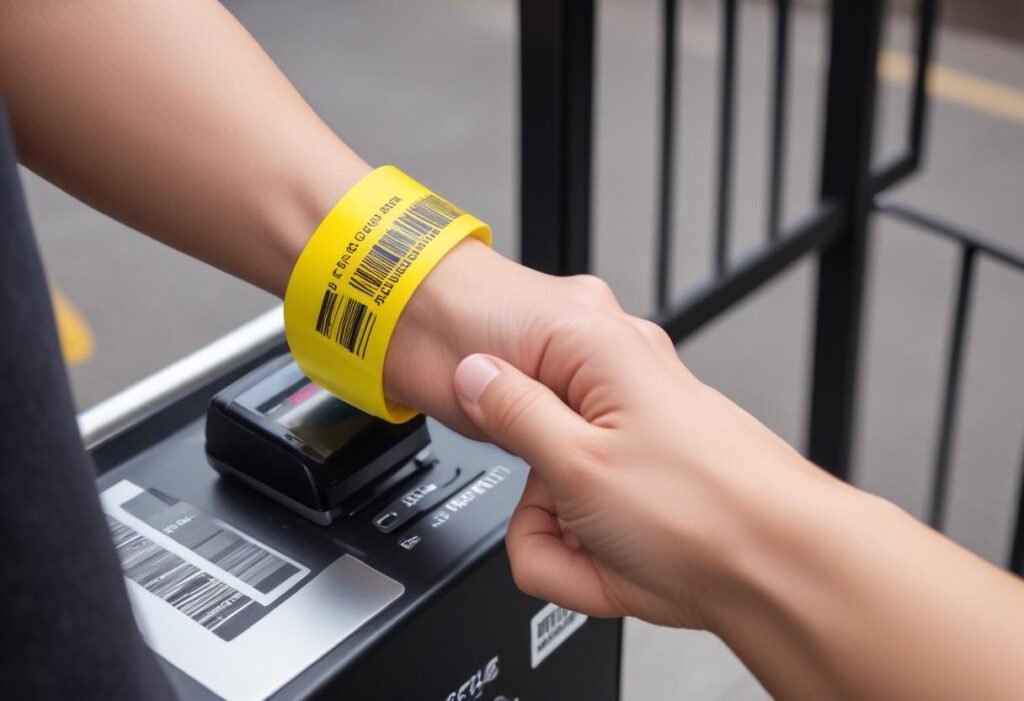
xmin=577 ymin=314 xmax=633 ymax=347
xmin=632 ymin=317 xmax=674 ymax=351
xmin=571 ymin=273 xmax=612 ymax=295
xmin=567 ymin=274 xmax=618 ymax=309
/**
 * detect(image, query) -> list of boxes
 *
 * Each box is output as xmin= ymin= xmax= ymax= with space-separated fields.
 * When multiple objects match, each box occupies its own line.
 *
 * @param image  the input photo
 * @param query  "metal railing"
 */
xmin=520 ymin=0 xmax=1022 ymax=573
xmin=78 ymin=306 xmax=284 ymax=448
xmin=872 ymin=198 xmax=1024 ymax=570
xmin=520 ymin=0 xmax=938 ymax=480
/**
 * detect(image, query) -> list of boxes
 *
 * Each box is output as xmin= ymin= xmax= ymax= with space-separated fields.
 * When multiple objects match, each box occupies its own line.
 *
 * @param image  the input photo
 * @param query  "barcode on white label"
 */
xmin=118 ymin=487 xmax=307 ymax=604
xmin=530 ymin=602 xmax=587 ymax=669
xmin=108 ymin=516 xmax=253 ymax=639
xmin=207 ymin=537 xmax=293 ymax=592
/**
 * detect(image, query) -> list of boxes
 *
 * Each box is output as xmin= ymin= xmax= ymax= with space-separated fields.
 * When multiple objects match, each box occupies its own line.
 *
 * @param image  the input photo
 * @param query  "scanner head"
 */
xmin=205 ymin=354 xmax=428 ymax=525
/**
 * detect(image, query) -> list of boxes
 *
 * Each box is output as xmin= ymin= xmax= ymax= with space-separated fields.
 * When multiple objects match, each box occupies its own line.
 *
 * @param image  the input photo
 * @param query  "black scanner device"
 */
xmin=205 ymin=353 xmax=434 ymax=525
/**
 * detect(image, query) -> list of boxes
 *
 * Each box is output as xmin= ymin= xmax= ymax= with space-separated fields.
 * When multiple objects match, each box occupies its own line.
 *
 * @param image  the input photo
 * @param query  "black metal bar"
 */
xmin=1011 ymin=443 xmax=1024 ymax=574
xmin=656 ymin=202 xmax=842 ymax=342
xmin=714 ymin=0 xmax=739 ymax=276
xmin=807 ymin=0 xmax=885 ymax=480
xmin=875 ymin=198 xmax=1024 ymax=272
xmin=656 ymin=0 xmax=679 ymax=309
xmin=870 ymin=153 xmax=916 ymax=196
xmin=519 ymin=0 xmax=596 ymax=275
xmin=908 ymin=0 xmax=939 ymax=161
xmin=930 ymin=245 xmax=977 ymax=529
xmin=766 ymin=0 xmax=791 ymax=241
xmin=869 ymin=0 xmax=939 ymax=195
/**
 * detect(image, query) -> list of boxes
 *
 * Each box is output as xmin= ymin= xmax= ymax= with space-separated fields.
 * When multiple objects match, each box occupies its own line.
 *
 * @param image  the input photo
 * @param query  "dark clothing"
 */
xmin=0 ymin=106 xmax=174 ymax=699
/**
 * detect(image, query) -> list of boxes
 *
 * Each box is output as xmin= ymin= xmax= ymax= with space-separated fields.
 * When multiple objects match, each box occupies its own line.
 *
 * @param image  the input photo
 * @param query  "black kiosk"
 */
xmin=90 ymin=348 xmax=622 ymax=700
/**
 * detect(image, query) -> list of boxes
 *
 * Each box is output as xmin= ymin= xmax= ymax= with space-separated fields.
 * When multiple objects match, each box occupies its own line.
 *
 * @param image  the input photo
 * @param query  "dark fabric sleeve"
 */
xmin=0 ymin=105 xmax=176 ymax=700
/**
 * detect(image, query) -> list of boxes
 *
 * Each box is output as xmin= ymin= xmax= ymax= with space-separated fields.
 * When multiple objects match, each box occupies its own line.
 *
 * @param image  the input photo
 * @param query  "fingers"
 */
xmin=506 ymin=472 xmax=622 ymax=617
xmin=454 ymin=356 xmax=620 ymax=614
xmin=453 ymin=354 xmax=592 ymax=483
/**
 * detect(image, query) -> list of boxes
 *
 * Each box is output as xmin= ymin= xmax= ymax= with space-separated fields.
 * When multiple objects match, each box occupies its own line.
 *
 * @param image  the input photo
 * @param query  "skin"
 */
xmin=0 ymin=0 xmax=614 ymax=436
xmin=2 ymin=1 xmax=1023 ymax=698
xmin=454 ymin=343 xmax=1024 ymax=700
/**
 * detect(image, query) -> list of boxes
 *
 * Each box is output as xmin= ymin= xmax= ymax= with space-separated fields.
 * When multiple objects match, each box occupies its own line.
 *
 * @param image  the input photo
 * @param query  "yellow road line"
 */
xmin=879 ymin=49 xmax=1024 ymax=126
xmin=52 ymin=287 xmax=95 ymax=366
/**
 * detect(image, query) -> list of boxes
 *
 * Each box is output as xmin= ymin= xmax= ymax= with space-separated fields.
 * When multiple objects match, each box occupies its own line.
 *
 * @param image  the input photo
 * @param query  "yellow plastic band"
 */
xmin=284 ymin=166 xmax=492 ymax=422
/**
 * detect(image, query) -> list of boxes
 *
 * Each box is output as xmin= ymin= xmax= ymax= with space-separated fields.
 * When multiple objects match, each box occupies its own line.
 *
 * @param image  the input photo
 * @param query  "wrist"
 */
xmin=702 ymin=456 xmax=878 ymax=633
xmin=383 ymin=238 xmax=517 ymax=414
xmin=651 ymin=383 xmax=826 ymax=624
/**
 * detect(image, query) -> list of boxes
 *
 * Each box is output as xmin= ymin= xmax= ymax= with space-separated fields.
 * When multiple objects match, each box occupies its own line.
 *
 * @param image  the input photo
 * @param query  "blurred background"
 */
xmin=21 ymin=0 xmax=1022 ymax=697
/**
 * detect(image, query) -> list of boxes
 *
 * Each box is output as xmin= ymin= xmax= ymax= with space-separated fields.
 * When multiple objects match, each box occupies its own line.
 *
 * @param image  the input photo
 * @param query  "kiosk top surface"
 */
xmin=92 ymin=358 xmax=527 ymax=701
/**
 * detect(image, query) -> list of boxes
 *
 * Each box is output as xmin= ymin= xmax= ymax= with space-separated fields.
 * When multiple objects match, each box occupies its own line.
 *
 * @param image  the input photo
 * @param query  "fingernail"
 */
xmin=454 ymin=355 xmax=500 ymax=404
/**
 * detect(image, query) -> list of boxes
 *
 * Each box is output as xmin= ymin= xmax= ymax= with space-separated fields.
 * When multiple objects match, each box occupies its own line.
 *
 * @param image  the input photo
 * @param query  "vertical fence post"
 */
xmin=519 ymin=0 xmax=595 ymax=275
xmin=929 ymin=245 xmax=977 ymax=529
xmin=908 ymin=0 xmax=940 ymax=165
xmin=807 ymin=0 xmax=885 ymax=480
xmin=655 ymin=0 xmax=679 ymax=310
xmin=1011 ymin=443 xmax=1024 ymax=574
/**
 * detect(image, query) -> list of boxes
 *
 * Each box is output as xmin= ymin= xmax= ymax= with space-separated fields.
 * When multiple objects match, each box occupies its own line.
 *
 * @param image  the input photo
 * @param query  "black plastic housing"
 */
xmin=205 ymin=354 xmax=428 ymax=521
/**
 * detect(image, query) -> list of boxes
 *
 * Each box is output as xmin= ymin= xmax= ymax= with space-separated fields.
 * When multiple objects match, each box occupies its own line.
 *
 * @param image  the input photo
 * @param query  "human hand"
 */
xmin=384 ymin=238 xmax=626 ymax=437
xmin=449 ymin=318 xmax=827 ymax=630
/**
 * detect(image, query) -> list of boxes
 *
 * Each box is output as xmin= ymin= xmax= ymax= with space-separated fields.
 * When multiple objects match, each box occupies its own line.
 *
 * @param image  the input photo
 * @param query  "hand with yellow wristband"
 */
xmin=283 ymin=165 xmax=634 ymax=438
xmin=0 ymin=2 xmax=648 ymax=697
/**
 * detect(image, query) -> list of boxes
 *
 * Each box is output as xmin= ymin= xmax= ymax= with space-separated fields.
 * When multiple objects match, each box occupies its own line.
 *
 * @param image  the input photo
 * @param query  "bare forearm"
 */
xmin=715 ymin=465 xmax=1024 ymax=699
xmin=0 ymin=0 xmax=368 ymax=295
xmin=0 ymin=0 xmax=621 ymax=433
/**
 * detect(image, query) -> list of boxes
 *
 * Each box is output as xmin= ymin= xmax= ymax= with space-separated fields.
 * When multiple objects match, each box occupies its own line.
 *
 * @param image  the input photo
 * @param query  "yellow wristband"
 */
xmin=284 ymin=166 xmax=492 ymax=422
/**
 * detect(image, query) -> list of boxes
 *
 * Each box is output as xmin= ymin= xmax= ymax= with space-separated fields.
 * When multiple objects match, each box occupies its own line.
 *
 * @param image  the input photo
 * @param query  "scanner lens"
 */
xmin=235 ymin=361 xmax=377 ymax=458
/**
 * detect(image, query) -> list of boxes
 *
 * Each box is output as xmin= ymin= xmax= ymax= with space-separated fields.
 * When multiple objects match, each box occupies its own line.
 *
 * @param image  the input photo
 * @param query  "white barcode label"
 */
xmin=101 ymin=481 xmax=309 ymax=641
xmin=116 ymin=486 xmax=308 ymax=606
xmin=108 ymin=516 xmax=254 ymax=639
xmin=100 ymin=479 xmax=404 ymax=701
xmin=530 ymin=602 xmax=587 ymax=669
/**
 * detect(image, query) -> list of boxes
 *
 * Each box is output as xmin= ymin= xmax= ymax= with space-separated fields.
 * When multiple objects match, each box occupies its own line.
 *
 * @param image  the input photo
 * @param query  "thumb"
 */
xmin=453 ymin=354 xmax=590 ymax=476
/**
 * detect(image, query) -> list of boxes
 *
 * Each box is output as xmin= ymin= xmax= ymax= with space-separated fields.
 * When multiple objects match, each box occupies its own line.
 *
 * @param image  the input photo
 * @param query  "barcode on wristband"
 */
xmin=315 ymin=290 xmax=376 ymax=358
xmin=107 ymin=516 xmax=253 ymax=638
xmin=348 ymin=194 xmax=463 ymax=299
